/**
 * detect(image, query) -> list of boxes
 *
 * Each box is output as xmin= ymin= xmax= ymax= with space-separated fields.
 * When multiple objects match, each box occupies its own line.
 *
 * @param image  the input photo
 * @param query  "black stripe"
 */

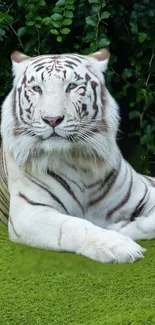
xmin=0 ymin=188 xmax=9 ymax=206
xmin=12 ymin=89 xmax=18 ymax=125
xmin=74 ymin=72 xmax=83 ymax=80
xmin=33 ymin=58 xmax=57 ymax=69
xmin=26 ymin=175 xmax=68 ymax=214
xmin=83 ymin=179 xmax=101 ymax=189
xmin=130 ymin=182 xmax=148 ymax=221
xmin=64 ymin=64 xmax=74 ymax=70
xmin=18 ymin=192 xmax=55 ymax=209
xmin=47 ymin=170 xmax=84 ymax=214
xmin=66 ymin=56 xmax=82 ymax=63
xmin=28 ymin=76 xmax=35 ymax=83
xmin=0 ymin=206 xmax=8 ymax=219
xmin=65 ymin=60 xmax=77 ymax=67
xmin=36 ymin=66 xmax=45 ymax=72
xmin=59 ymin=173 xmax=84 ymax=192
xmin=63 ymin=124 xmax=76 ymax=129
xmin=148 ymin=205 xmax=155 ymax=215
xmin=18 ymin=83 xmax=28 ymax=125
xmin=101 ymin=87 xmax=108 ymax=132
xmin=106 ymin=166 xmax=133 ymax=219
xmin=88 ymin=158 xmax=122 ymax=207
xmin=24 ymin=89 xmax=30 ymax=103
xmin=91 ymin=80 xmax=98 ymax=119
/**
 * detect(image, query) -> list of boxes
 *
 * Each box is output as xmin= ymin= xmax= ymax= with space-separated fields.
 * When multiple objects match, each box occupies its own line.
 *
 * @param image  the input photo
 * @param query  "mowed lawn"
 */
xmin=0 ymin=222 xmax=155 ymax=325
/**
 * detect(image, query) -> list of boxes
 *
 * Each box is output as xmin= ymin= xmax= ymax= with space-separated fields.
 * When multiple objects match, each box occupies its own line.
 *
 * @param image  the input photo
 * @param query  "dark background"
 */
xmin=0 ymin=0 xmax=155 ymax=174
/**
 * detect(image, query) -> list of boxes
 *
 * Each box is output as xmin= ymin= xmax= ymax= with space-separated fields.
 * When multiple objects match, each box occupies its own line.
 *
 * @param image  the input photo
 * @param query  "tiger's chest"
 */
xmin=30 ymin=163 xmax=130 ymax=227
xmin=7 ymin=154 xmax=153 ymax=229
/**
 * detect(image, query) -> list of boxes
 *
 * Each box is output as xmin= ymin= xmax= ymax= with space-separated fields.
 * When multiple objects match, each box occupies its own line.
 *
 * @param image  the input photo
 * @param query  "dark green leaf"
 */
xmin=50 ymin=29 xmax=59 ymax=35
xmin=61 ymin=27 xmax=70 ymax=34
xmin=98 ymin=37 xmax=110 ymax=47
xmin=101 ymin=11 xmax=111 ymax=19
xmin=51 ymin=20 xmax=62 ymax=27
xmin=56 ymin=0 xmax=66 ymax=6
xmin=73 ymin=43 xmax=80 ymax=49
xmin=82 ymin=30 xmax=96 ymax=43
xmin=35 ymin=16 xmax=42 ymax=22
xmin=17 ymin=27 xmax=27 ymax=37
xmin=90 ymin=41 xmax=97 ymax=52
xmin=57 ymin=35 xmax=62 ymax=42
xmin=42 ymin=17 xmax=51 ymax=25
xmin=51 ymin=13 xmax=63 ymax=21
xmin=138 ymin=32 xmax=147 ymax=43
xmin=122 ymin=68 xmax=133 ymax=79
xmin=129 ymin=110 xmax=140 ymax=119
xmin=129 ymin=102 xmax=136 ymax=108
xmin=88 ymin=0 xmax=99 ymax=3
xmin=141 ymin=134 xmax=153 ymax=145
xmin=85 ymin=16 xmax=97 ymax=27
xmin=130 ymin=22 xmax=138 ymax=34
xmin=53 ymin=7 xmax=63 ymax=13
xmin=101 ymin=0 xmax=106 ymax=7
xmin=64 ymin=11 xmax=73 ymax=18
xmin=92 ymin=5 xmax=101 ymax=13
xmin=17 ymin=0 xmax=25 ymax=5
xmin=40 ymin=0 xmax=46 ymax=5
xmin=26 ymin=21 xmax=35 ymax=26
xmin=0 ymin=29 xmax=5 ymax=36
xmin=66 ymin=4 xmax=74 ymax=9
xmin=63 ymin=18 xmax=72 ymax=26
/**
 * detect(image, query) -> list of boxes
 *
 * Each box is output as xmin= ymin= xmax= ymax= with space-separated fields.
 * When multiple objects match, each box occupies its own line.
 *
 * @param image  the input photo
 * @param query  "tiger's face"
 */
xmin=2 ymin=50 xmax=119 ymax=165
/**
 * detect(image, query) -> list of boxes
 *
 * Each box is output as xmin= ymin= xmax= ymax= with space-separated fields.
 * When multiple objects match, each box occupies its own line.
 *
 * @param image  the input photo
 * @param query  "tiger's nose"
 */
xmin=42 ymin=115 xmax=64 ymax=127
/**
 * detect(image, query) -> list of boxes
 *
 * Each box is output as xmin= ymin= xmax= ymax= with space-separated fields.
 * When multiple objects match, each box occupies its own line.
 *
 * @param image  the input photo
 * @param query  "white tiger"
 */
xmin=0 ymin=49 xmax=155 ymax=263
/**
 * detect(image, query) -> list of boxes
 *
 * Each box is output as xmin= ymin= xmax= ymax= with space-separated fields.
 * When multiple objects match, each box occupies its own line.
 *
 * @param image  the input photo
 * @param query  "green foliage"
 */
xmin=0 ymin=0 xmax=155 ymax=156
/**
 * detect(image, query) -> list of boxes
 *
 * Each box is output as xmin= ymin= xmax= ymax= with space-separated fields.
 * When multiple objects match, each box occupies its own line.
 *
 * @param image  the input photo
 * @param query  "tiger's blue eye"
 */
xmin=32 ymin=86 xmax=42 ymax=93
xmin=66 ymin=83 xmax=77 ymax=92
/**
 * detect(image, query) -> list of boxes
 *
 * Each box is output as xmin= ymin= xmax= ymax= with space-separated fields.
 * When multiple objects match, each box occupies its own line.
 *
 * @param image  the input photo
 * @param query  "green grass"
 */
xmin=1 ymin=222 xmax=155 ymax=325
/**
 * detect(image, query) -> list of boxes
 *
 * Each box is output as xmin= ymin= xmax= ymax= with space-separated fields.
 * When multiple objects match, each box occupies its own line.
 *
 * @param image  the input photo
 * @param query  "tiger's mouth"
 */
xmin=44 ymin=132 xmax=74 ymax=142
xmin=50 ymin=132 xmax=64 ymax=138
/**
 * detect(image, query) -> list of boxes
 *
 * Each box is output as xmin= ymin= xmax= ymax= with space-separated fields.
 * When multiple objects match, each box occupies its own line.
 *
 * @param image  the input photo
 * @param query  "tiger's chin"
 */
xmin=8 ymin=140 xmax=116 ymax=179
xmin=5 ymin=127 xmax=118 ymax=173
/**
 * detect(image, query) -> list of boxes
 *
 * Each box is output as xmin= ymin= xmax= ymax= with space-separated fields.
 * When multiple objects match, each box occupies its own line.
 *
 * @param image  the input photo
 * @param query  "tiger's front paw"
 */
xmin=79 ymin=227 xmax=145 ymax=263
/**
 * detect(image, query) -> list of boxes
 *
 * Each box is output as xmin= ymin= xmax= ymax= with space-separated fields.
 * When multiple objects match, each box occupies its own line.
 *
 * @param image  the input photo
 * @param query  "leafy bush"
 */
xmin=0 ymin=0 xmax=155 ymax=167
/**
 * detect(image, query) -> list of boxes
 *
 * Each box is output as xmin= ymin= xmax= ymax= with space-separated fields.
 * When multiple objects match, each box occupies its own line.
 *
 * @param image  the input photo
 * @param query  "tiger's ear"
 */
xmin=89 ymin=49 xmax=110 ymax=72
xmin=11 ymin=51 xmax=30 ymax=63
xmin=11 ymin=51 xmax=31 ymax=84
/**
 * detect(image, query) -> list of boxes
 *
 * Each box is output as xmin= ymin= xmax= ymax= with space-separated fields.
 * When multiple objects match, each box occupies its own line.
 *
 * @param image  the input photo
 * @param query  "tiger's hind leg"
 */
xmin=119 ymin=212 xmax=155 ymax=240
xmin=107 ymin=186 xmax=155 ymax=241
xmin=108 ymin=211 xmax=155 ymax=241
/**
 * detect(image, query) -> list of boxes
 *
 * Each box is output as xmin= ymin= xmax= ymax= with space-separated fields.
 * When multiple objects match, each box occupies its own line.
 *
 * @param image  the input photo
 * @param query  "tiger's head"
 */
xmin=1 ymin=49 xmax=120 ymax=167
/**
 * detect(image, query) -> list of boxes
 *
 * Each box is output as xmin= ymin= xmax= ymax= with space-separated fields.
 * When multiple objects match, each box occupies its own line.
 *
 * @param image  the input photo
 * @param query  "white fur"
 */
xmin=1 ymin=51 xmax=155 ymax=263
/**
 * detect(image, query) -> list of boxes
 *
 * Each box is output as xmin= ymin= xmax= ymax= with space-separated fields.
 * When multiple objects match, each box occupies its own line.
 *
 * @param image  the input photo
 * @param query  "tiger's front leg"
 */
xmin=9 ymin=190 xmax=145 ymax=264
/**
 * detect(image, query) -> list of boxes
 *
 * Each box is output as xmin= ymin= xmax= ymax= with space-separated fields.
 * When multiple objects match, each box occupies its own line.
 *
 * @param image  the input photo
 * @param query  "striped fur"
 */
xmin=0 ymin=147 xmax=9 ymax=225
xmin=0 ymin=49 xmax=155 ymax=263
